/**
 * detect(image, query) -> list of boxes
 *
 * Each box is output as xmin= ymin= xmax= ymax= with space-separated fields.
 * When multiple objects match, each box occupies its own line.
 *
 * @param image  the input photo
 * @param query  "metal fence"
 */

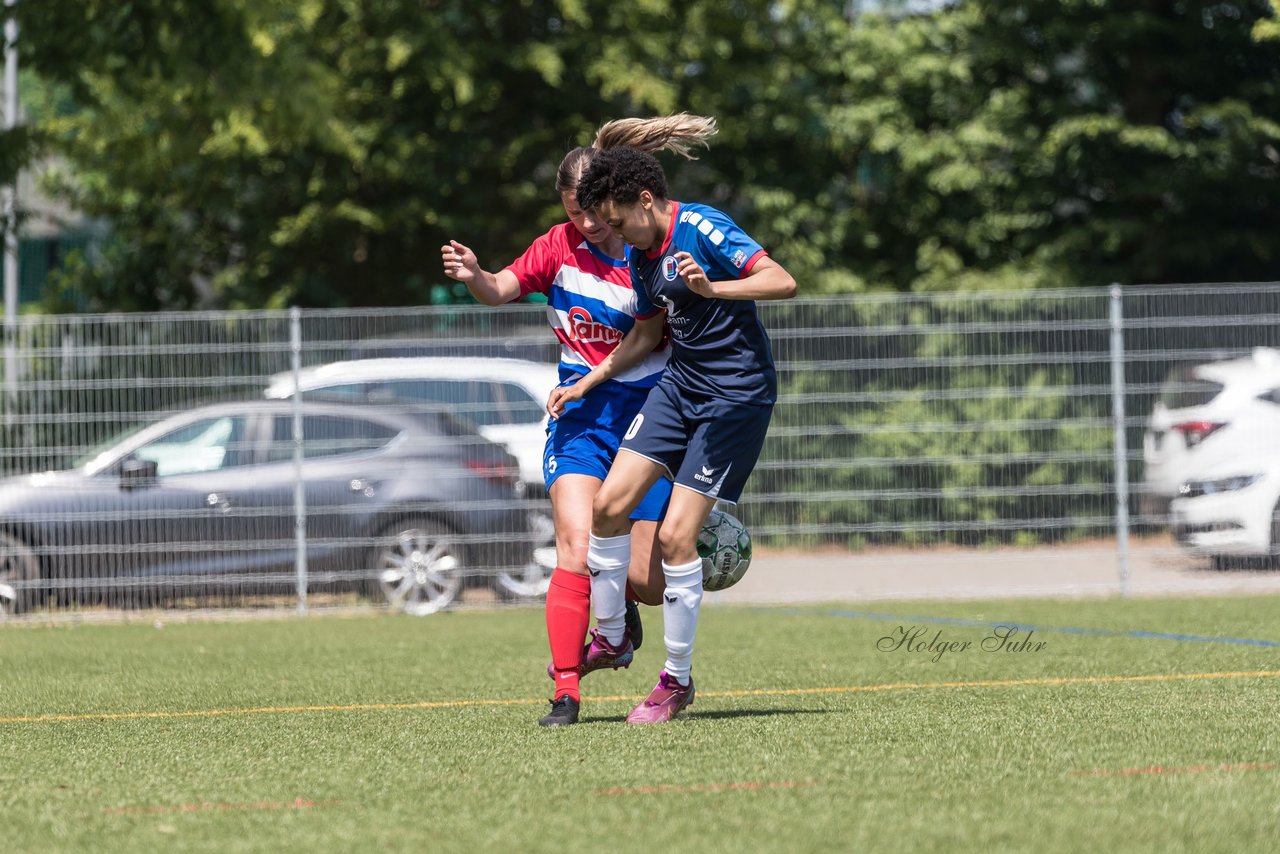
xmin=3 ymin=283 xmax=1279 ymax=619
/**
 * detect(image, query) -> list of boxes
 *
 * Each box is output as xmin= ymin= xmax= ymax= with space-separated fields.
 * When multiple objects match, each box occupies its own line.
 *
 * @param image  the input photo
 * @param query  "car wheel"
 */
xmin=0 ymin=532 xmax=42 ymax=617
xmin=366 ymin=517 xmax=463 ymax=615
xmin=491 ymin=561 xmax=554 ymax=600
xmin=491 ymin=508 xmax=555 ymax=601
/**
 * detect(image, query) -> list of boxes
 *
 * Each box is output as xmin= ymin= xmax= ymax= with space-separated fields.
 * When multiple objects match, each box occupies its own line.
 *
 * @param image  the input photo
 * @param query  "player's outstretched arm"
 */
xmin=441 ymin=239 xmax=522 ymax=305
xmin=546 ymin=314 xmax=666 ymax=419
xmin=737 ymin=257 xmax=798 ymax=300
xmin=675 ymin=253 xmax=796 ymax=301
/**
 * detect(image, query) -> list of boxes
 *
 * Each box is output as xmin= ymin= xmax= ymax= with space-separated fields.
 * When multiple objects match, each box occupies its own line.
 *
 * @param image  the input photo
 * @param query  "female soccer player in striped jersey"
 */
xmin=553 ymin=145 xmax=797 ymax=723
xmin=440 ymin=115 xmax=718 ymax=726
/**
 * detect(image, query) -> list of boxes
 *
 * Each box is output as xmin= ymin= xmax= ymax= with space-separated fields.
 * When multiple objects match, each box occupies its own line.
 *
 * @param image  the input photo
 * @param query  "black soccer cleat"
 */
xmin=538 ymin=695 xmax=580 ymax=727
xmin=625 ymin=599 xmax=644 ymax=652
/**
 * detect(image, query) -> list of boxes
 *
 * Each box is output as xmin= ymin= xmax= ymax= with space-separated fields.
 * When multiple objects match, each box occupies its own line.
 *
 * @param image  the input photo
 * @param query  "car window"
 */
xmin=302 ymin=382 xmax=367 ymax=399
xmin=494 ymin=382 xmax=545 ymax=425
xmin=265 ymin=415 xmax=400 ymax=462
xmin=377 ymin=379 xmax=468 ymax=409
xmin=468 ymin=381 xmax=502 ymax=428
xmin=372 ymin=379 xmax=505 ymax=428
xmin=315 ymin=377 xmax=545 ymax=428
xmin=74 ymin=423 xmax=147 ymax=469
xmin=133 ymin=416 xmax=251 ymax=476
xmin=1157 ymin=366 xmax=1224 ymax=409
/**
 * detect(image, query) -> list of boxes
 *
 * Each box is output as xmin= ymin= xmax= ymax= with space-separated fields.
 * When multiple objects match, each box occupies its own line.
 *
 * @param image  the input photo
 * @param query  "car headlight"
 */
xmin=1178 ymin=473 xmax=1263 ymax=499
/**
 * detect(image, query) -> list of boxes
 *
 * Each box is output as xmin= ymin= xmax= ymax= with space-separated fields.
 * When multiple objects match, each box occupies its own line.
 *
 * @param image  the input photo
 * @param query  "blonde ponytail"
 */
xmin=592 ymin=113 xmax=718 ymax=159
xmin=556 ymin=113 xmax=718 ymax=194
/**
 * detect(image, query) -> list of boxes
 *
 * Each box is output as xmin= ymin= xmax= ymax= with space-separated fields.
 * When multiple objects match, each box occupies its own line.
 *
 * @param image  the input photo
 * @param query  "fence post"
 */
xmin=2 ymin=3 xmax=16 ymax=431
xmin=1109 ymin=284 xmax=1131 ymax=597
xmin=290 ymin=306 xmax=308 ymax=614
xmin=1 ymin=310 xmax=11 ymax=431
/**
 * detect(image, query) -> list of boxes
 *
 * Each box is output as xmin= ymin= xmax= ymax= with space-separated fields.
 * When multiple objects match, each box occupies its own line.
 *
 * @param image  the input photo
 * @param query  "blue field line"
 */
xmin=799 ymin=609 xmax=1280 ymax=648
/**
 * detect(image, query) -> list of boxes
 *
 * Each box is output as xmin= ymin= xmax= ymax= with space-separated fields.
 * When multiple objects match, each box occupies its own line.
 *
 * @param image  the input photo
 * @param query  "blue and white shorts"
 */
xmin=544 ymin=379 xmax=672 ymax=522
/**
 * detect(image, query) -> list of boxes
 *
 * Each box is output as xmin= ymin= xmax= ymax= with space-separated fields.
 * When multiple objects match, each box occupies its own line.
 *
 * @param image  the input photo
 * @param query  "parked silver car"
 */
xmin=265 ymin=357 xmax=559 ymax=489
xmin=0 ymin=400 xmax=534 ymax=617
xmin=265 ymin=357 xmax=562 ymax=595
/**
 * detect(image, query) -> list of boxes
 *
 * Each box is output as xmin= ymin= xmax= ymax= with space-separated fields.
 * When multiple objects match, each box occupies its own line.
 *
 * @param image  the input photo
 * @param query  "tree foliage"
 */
xmin=2 ymin=0 xmax=1278 ymax=310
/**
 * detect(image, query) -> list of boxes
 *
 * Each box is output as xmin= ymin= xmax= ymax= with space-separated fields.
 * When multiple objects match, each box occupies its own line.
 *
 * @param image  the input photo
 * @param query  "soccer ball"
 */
xmin=697 ymin=509 xmax=752 ymax=591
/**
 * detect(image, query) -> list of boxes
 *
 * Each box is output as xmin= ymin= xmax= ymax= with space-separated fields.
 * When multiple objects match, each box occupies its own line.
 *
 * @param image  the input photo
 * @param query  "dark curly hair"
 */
xmin=575 ymin=147 xmax=669 ymax=210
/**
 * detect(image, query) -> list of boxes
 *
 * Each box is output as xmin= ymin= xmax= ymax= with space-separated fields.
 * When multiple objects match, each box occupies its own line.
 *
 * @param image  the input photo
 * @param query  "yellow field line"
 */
xmin=4 ymin=669 xmax=1278 ymax=725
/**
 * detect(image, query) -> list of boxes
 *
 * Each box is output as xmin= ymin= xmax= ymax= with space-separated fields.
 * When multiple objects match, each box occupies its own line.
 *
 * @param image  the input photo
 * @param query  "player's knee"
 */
xmin=556 ymin=540 xmax=589 ymax=573
xmin=657 ymin=521 xmax=698 ymax=564
xmin=591 ymin=490 xmax=631 ymax=535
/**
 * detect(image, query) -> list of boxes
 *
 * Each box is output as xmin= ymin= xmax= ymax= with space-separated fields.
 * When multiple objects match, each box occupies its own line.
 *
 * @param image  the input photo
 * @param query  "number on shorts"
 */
xmin=624 ymin=414 xmax=644 ymax=441
xmin=547 ymin=455 xmax=557 ymax=474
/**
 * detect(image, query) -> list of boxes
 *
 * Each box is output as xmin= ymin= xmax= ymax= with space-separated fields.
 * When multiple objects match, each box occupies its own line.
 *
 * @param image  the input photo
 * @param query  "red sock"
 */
xmin=546 ymin=568 xmax=591 ymax=701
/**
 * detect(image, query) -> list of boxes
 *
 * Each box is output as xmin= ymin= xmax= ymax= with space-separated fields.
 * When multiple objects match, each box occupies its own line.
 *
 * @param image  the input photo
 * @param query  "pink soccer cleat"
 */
xmin=546 ymin=627 xmax=635 ymax=679
xmin=579 ymin=628 xmax=635 ymax=676
xmin=625 ymin=671 xmax=695 ymax=724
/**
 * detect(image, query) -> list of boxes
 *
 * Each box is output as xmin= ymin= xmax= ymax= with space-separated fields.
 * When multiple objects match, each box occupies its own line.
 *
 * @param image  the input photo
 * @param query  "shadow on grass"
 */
xmin=578 ymin=708 xmax=828 ymax=725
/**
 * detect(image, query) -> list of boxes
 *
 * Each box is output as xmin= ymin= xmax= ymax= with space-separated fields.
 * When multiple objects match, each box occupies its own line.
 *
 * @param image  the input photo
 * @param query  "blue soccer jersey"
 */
xmin=629 ymin=202 xmax=777 ymax=404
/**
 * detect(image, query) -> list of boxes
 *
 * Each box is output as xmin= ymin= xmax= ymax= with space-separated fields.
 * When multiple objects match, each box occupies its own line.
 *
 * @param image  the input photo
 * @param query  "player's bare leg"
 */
xmin=656 ymin=486 xmax=716 ymax=564
xmin=591 ymin=451 xmax=667 ymax=536
xmin=549 ymin=474 xmax=599 ymax=574
xmin=627 ymin=519 xmax=664 ymax=606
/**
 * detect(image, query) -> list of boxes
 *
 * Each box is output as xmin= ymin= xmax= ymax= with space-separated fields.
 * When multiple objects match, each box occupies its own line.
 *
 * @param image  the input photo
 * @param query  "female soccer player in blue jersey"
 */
xmin=441 ymin=116 xmax=718 ymax=727
xmin=550 ymin=145 xmax=797 ymax=723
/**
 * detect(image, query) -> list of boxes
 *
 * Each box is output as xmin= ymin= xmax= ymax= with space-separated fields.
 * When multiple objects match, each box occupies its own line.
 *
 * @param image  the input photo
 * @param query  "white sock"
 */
xmin=661 ymin=557 xmax=704 ymax=685
xmin=587 ymin=532 xmax=631 ymax=645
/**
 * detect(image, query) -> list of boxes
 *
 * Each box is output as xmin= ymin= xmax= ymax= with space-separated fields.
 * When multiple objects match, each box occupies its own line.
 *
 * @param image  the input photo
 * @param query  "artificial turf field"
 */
xmin=4 ymin=595 xmax=1280 ymax=853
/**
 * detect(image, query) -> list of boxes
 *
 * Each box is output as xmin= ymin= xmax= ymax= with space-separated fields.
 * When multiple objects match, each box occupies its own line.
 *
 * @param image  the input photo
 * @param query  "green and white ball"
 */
xmin=697 ymin=509 xmax=753 ymax=591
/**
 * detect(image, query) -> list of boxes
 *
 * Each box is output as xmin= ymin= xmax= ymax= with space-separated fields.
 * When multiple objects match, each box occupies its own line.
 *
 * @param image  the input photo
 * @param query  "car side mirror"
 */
xmin=120 ymin=457 xmax=159 ymax=490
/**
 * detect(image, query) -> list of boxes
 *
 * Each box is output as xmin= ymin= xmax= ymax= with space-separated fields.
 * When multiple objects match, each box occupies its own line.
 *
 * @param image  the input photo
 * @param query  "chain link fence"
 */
xmin=3 ymin=284 xmax=1278 ymax=619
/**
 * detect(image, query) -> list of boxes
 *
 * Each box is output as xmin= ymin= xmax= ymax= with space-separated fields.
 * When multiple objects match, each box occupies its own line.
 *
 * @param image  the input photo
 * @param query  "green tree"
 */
xmin=5 ymin=0 xmax=1279 ymax=310
xmin=19 ymin=0 xmax=844 ymax=309
xmin=792 ymin=0 xmax=1280 ymax=293
xmin=1256 ymin=0 xmax=1280 ymax=40
xmin=973 ymin=0 xmax=1280 ymax=286
xmin=16 ymin=1 xmax=638 ymax=309
xmin=19 ymin=0 xmax=356 ymax=308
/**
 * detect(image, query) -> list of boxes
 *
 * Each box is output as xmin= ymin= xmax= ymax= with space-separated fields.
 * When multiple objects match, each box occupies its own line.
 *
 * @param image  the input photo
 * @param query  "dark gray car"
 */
xmin=0 ymin=400 xmax=534 ymax=616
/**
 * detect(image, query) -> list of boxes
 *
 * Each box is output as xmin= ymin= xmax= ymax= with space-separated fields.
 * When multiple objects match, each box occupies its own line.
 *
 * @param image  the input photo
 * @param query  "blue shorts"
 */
xmin=543 ymin=379 xmax=672 ymax=522
xmin=618 ymin=380 xmax=772 ymax=505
